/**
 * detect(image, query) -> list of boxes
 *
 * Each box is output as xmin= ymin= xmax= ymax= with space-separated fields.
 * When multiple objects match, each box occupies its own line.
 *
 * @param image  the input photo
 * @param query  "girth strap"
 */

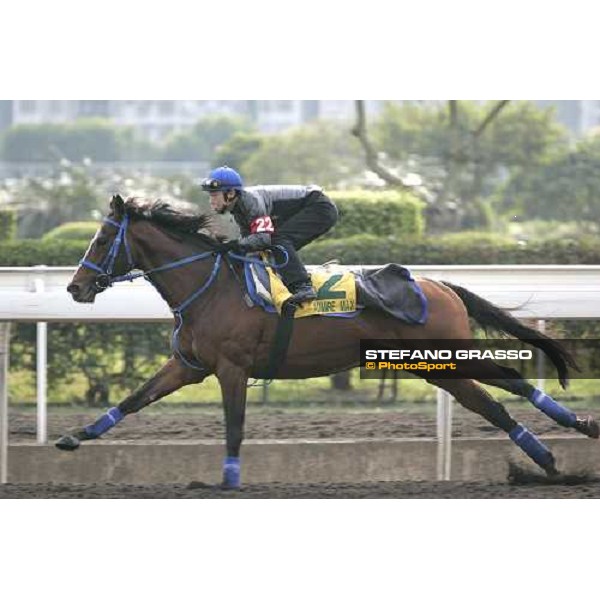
xmin=253 ymin=303 xmax=297 ymax=381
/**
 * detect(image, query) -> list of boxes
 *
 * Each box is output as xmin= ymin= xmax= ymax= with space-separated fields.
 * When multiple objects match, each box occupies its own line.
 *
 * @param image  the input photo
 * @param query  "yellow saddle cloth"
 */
xmin=252 ymin=255 xmax=357 ymax=318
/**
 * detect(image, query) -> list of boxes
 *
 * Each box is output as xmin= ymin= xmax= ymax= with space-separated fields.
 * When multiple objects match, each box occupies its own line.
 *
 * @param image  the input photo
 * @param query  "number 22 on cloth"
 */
xmin=250 ymin=216 xmax=275 ymax=234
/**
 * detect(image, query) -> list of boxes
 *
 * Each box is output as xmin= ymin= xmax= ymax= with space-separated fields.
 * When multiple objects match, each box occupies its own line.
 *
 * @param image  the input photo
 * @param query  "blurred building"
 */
xmin=317 ymin=100 xmax=382 ymax=121
xmin=108 ymin=100 xmax=249 ymax=141
xmin=11 ymin=100 xmax=74 ymax=124
xmin=245 ymin=100 xmax=313 ymax=132
xmin=534 ymin=101 xmax=600 ymax=135
xmin=8 ymin=100 xmax=246 ymax=142
xmin=8 ymin=100 xmax=367 ymax=139
xmin=9 ymin=100 xmax=600 ymax=140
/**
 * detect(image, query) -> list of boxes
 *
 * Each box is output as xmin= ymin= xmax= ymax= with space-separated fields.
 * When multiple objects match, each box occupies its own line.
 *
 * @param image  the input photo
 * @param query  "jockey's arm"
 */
xmin=234 ymin=188 xmax=275 ymax=251
xmin=234 ymin=185 xmax=320 ymax=251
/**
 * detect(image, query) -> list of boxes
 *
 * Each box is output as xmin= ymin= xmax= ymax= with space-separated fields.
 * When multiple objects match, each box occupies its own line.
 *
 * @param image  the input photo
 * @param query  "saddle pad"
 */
xmin=245 ymin=257 xmax=358 ymax=318
xmin=244 ymin=256 xmax=427 ymax=325
xmin=269 ymin=268 xmax=357 ymax=317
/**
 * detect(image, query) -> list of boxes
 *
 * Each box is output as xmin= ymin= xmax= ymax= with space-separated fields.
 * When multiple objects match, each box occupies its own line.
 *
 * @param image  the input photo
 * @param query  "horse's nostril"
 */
xmin=67 ymin=283 xmax=79 ymax=295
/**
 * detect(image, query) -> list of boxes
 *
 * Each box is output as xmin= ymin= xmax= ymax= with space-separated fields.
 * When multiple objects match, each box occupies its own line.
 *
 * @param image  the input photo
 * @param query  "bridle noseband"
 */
xmin=80 ymin=215 xmax=135 ymax=291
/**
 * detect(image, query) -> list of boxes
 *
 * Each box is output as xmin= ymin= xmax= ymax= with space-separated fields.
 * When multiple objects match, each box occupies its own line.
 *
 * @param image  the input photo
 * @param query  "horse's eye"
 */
xmin=97 ymin=236 xmax=108 ymax=246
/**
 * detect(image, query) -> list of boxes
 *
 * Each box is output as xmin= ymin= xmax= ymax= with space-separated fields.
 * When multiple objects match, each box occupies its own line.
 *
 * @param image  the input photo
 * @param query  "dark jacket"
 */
xmin=231 ymin=185 xmax=326 ymax=251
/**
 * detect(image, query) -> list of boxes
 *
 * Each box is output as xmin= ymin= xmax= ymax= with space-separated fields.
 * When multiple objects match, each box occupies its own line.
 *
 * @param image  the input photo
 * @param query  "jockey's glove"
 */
xmin=219 ymin=240 xmax=242 ymax=254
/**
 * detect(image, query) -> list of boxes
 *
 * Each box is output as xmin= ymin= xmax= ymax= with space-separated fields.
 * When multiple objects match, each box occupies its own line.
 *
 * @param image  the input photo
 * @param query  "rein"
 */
xmin=80 ymin=214 xmax=288 ymax=372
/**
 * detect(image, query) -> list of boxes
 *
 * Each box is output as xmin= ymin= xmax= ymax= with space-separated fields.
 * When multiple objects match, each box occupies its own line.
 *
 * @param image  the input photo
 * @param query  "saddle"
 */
xmin=244 ymin=253 xmax=428 ymax=325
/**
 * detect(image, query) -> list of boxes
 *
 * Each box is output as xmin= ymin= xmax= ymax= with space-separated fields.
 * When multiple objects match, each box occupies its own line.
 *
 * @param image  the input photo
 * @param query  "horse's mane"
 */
xmin=124 ymin=196 xmax=225 ymax=244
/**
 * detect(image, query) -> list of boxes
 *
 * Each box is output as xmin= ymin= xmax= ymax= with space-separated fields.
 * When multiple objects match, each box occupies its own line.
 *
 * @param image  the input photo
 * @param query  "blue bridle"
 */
xmin=79 ymin=214 xmax=288 ymax=371
xmin=80 ymin=215 xmax=136 ymax=290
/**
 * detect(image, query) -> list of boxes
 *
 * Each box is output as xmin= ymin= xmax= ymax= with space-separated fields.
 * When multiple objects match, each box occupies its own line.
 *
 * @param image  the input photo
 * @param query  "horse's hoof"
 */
xmin=220 ymin=477 xmax=241 ymax=491
xmin=220 ymin=484 xmax=241 ymax=492
xmin=55 ymin=435 xmax=81 ymax=451
xmin=575 ymin=417 xmax=600 ymax=439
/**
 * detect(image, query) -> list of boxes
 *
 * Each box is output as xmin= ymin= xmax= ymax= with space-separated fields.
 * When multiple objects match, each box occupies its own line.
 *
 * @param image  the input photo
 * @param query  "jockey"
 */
xmin=202 ymin=165 xmax=338 ymax=305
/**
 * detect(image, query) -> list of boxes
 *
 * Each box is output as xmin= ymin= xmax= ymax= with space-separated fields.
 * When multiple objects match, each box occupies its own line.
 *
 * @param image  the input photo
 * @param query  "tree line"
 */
xmin=2 ymin=101 xmax=599 ymax=233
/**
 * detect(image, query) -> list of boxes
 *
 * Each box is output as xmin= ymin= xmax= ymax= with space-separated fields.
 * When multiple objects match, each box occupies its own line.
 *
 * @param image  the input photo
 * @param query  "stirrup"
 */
xmin=287 ymin=287 xmax=316 ymax=305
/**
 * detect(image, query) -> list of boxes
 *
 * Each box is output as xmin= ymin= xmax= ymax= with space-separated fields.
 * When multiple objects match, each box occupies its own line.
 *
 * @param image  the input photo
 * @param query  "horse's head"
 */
xmin=68 ymin=194 xmax=224 ymax=303
xmin=67 ymin=194 xmax=134 ymax=303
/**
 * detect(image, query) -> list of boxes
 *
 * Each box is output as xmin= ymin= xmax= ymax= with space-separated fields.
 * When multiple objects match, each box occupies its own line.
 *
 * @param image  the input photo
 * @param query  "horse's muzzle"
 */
xmin=67 ymin=282 xmax=96 ymax=303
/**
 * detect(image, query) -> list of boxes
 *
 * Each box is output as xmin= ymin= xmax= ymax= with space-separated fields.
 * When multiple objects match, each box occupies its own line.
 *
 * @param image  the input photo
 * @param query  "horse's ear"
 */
xmin=110 ymin=194 xmax=125 ymax=217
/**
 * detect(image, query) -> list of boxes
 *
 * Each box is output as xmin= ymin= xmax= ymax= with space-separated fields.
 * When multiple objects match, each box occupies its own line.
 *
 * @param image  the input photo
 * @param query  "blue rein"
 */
xmin=79 ymin=215 xmax=288 ymax=371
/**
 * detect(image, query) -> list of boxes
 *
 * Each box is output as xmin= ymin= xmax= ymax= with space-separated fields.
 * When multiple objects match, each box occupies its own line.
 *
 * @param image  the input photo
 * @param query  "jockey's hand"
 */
xmin=220 ymin=240 xmax=242 ymax=254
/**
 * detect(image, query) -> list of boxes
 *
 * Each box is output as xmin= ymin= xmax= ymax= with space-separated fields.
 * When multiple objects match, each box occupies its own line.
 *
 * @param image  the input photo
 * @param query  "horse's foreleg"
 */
xmin=55 ymin=357 xmax=208 ymax=451
xmin=217 ymin=361 xmax=248 ymax=490
xmin=428 ymin=377 xmax=559 ymax=476
xmin=117 ymin=357 xmax=208 ymax=415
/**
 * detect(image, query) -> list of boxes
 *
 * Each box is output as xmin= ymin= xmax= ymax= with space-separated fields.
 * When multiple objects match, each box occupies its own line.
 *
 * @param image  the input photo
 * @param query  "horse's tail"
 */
xmin=441 ymin=280 xmax=578 ymax=388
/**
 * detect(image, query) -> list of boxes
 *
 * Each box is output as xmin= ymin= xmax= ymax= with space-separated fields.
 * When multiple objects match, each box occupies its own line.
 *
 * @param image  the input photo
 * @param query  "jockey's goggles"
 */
xmin=201 ymin=178 xmax=237 ymax=192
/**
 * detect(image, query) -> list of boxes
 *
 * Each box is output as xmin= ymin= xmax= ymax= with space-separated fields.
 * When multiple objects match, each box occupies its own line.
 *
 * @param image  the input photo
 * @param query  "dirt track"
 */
xmin=4 ymin=404 xmax=600 ymax=498
xmin=2 ymin=479 xmax=600 ymax=498
xmin=7 ymin=404 xmax=591 ymax=443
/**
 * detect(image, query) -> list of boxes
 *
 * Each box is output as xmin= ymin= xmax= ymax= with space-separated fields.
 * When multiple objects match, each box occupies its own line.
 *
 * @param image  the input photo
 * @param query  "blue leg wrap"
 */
xmin=509 ymin=424 xmax=555 ymax=469
xmin=529 ymin=388 xmax=577 ymax=428
xmin=222 ymin=457 xmax=241 ymax=489
xmin=84 ymin=407 xmax=124 ymax=439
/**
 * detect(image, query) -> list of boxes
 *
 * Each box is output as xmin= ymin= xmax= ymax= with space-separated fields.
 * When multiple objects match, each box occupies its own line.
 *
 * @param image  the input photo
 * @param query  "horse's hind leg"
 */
xmin=55 ymin=357 xmax=208 ymax=451
xmin=474 ymin=361 xmax=599 ymax=439
xmin=428 ymin=377 xmax=559 ymax=476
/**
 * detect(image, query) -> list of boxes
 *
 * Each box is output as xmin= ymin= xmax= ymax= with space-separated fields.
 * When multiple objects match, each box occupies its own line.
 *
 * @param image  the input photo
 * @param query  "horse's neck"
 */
xmin=132 ymin=225 xmax=225 ymax=311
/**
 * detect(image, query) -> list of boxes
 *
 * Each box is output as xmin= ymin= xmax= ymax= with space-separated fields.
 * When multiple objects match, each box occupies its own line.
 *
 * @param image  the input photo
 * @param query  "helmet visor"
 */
xmin=201 ymin=178 xmax=224 ymax=192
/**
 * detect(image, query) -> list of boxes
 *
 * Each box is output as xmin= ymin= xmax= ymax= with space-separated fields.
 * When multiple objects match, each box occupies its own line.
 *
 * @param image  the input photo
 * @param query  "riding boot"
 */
xmin=273 ymin=242 xmax=316 ymax=304
xmin=288 ymin=278 xmax=317 ymax=304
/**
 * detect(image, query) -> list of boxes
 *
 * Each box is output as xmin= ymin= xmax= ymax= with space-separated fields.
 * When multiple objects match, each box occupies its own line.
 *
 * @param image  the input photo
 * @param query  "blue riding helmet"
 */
xmin=201 ymin=166 xmax=243 ymax=192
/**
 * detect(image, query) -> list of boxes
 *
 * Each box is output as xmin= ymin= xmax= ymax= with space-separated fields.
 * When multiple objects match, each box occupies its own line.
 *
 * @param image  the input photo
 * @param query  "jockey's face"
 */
xmin=209 ymin=190 xmax=236 ymax=214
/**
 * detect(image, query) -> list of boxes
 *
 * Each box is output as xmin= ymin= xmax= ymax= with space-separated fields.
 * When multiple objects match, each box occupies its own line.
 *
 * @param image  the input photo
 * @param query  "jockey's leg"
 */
xmin=55 ymin=357 xmax=208 ymax=450
xmin=271 ymin=235 xmax=312 ymax=293
xmin=272 ymin=197 xmax=338 ymax=302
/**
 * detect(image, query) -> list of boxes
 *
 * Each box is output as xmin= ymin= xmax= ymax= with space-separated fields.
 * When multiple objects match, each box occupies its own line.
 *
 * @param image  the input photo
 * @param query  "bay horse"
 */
xmin=56 ymin=194 xmax=599 ymax=488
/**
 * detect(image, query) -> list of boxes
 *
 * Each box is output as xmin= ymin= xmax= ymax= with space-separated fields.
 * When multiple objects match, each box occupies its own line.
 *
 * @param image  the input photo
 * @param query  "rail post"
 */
xmin=537 ymin=319 xmax=546 ymax=392
xmin=436 ymin=388 xmax=453 ymax=481
xmin=0 ymin=322 xmax=11 ymax=483
xmin=33 ymin=275 xmax=48 ymax=444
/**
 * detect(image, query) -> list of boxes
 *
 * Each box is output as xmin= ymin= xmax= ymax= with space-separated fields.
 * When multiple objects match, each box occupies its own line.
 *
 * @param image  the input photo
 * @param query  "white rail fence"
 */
xmin=1 ymin=264 xmax=600 ymax=483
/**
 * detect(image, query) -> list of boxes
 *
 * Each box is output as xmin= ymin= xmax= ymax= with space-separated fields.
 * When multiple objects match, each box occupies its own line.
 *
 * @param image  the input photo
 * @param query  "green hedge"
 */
xmin=1 ymin=232 xmax=600 ymax=268
xmin=0 ymin=209 xmax=17 ymax=241
xmin=301 ymin=233 xmax=600 ymax=265
xmin=0 ymin=240 xmax=87 ymax=266
xmin=42 ymin=221 xmax=99 ymax=241
xmin=327 ymin=190 xmax=424 ymax=238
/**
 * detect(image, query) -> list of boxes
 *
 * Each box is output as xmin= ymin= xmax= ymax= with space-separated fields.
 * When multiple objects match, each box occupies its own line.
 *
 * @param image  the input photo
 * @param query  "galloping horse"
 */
xmin=57 ymin=194 xmax=599 ymax=488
